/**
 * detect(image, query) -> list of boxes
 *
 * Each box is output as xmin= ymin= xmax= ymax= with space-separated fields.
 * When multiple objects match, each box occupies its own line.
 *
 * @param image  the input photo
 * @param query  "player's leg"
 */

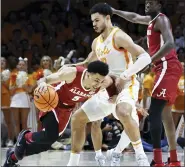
xmin=148 ymin=98 xmax=167 ymax=166
xmin=67 ymin=108 xmax=90 ymax=166
xmin=111 ymin=83 xmax=149 ymax=166
xmin=162 ymin=105 xmax=181 ymax=166
xmin=3 ymin=112 xmax=59 ymax=167
xmin=91 ymin=120 xmax=106 ymax=166
xmin=68 ymin=91 xmax=112 ymax=166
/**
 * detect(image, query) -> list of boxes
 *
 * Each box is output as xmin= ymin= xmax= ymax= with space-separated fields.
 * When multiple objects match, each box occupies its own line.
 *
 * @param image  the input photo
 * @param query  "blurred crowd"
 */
xmin=1 ymin=0 xmax=184 ymax=151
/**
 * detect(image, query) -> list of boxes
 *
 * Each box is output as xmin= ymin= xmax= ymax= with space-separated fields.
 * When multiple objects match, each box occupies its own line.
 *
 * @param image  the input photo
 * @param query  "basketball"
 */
xmin=34 ymin=85 xmax=59 ymax=112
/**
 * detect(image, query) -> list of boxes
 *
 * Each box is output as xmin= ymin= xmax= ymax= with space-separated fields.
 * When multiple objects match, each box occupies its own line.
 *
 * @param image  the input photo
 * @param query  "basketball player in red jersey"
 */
xmin=3 ymin=60 xmax=110 ymax=167
xmin=111 ymin=0 xmax=182 ymax=166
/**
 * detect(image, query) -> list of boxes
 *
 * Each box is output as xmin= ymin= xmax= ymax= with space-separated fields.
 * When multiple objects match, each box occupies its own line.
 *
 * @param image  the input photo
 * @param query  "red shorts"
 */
xmin=152 ymin=59 xmax=182 ymax=105
xmin=39 ymin=106 xmax=74 ymax=135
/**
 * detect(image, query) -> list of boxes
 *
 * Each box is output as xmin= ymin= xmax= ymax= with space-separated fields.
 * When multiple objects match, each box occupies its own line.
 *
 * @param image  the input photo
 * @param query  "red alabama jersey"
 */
xmin=54 ymin=66 xmax=98 ymax=107
xmin=147 ymin=13 xmax=178 ymax=65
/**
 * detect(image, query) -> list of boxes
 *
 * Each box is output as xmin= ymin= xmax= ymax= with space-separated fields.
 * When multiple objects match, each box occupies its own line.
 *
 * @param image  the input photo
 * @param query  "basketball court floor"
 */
xmin=1 ymin=148 xmax=184 ymax=166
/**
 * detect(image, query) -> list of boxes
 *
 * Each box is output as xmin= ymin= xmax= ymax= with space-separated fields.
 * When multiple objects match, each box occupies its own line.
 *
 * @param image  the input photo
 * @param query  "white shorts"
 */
xmin=81 ymin=89 xmax=114 ymax=122
xmin=10 ymin=92 xmax=30 ymax=108
xmin=81 ymin=79 xmax=140 ymax=124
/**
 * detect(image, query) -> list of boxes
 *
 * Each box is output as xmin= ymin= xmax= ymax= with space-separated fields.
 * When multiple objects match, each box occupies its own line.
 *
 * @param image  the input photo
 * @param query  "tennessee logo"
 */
xmin=157 ymin=88 xmax=166 ymax=97
xmin=96 ymin=46 xmax=111 ymax=57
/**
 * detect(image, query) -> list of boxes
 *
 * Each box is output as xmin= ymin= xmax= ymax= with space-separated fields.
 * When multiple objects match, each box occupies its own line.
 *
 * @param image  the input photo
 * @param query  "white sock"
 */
xmin=95 ymin=149 xmax=102 ymax=157
xmin=114 ymin=130 xmax=131 ymax=153
xmin=131 ymin=139 xmax=145 ymax=156
xmin=67 ymin=153 xmax=80 ymax=166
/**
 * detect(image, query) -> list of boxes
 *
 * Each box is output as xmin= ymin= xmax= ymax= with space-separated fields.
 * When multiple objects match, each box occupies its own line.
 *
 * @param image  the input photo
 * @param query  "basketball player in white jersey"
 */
xmin=67 ymin=3 xmax=151 ymax=166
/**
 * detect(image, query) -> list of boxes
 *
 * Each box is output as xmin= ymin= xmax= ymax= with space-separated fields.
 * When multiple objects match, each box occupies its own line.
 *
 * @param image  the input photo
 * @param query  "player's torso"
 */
xmin=147 ymin=13 xmax=178 ymax=64
xmin=95 ymin=27 xmax=134 ymax=77
xmin=55 ymin=66 xmax=96 ymax=106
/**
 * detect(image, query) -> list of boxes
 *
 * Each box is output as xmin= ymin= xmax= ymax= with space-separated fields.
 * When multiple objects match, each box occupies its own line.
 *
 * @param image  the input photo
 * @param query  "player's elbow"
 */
xmin=138 ymin=52 xmax=152 ymax=65
xmin=167 ymin=41 xmax=175 ymax=49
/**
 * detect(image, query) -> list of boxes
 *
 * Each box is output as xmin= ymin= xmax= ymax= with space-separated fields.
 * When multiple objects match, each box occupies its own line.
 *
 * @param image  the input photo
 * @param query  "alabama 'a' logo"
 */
xmin=157 ymin=88 xmax=166 ymax=97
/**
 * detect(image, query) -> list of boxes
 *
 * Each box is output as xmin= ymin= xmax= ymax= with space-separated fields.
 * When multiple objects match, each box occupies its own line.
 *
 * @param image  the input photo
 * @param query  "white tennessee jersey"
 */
xmin=95 ymin=27 xmax=135 ymax=78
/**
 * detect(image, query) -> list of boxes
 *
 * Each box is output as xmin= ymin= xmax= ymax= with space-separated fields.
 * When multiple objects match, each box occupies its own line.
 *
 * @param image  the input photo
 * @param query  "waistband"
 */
xmin=57 ymin=101 xmax=75 ymax=109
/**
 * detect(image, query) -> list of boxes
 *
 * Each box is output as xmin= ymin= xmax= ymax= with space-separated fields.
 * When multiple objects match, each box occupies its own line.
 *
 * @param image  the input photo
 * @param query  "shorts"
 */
xmin=81 ymin=89 xmax=114 ymax=122
xmin=39 ymin=106 xmax=73 ymax=136
xmin=81 ymin=78 xmax=140 ymax=125
xmin=152 ymin=59 xmax=182 ymax=105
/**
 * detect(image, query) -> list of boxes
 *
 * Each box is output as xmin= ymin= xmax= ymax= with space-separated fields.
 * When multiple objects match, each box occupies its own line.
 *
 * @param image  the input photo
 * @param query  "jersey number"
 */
xmin=72 ymin=96 xmax=81 ymax=101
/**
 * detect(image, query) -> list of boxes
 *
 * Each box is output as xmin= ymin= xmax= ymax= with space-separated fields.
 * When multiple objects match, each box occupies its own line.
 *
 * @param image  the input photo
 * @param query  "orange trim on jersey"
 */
xmin=123 ymin=49 xmax=130 ymax=69
xmin=112 ymin=29 xmax=125 ymax=52
xmin=129 ymin=76 xmax=135 ymax=99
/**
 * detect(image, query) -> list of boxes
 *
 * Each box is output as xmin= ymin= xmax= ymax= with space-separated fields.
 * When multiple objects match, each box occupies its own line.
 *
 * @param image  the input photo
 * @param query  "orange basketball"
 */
xmin=34 ymin=85 xmax=59 ymax=112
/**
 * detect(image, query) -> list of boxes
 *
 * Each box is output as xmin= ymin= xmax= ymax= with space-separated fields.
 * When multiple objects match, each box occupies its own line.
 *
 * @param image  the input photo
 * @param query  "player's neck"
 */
xmin=101 ymin=25 xmax=114 ymax=40
xmin=150 ymin=11 xmax=161 ymax=20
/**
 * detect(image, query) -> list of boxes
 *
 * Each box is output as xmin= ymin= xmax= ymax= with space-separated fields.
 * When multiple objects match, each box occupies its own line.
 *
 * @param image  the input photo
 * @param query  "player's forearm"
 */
xmin=73 ymin=60 xmax=89 ymax=67
xmin=151 ymin=42 xmax=175 ymax=62
xmin=113 ymin=10 xmax=139 ymax=23
xmin=45 ymin=73 xmax=61 ymax=84
xmin=120 ymin=53 xmax=151 ymax=80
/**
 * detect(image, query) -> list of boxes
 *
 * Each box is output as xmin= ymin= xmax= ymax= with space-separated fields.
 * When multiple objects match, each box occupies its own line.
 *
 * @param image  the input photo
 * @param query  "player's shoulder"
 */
xmin=92 ymin=37 xmax=98 ymax=50
xmin=114 ymin=28 xmax=132 ymax=45
xmin=75 ymin=65 xmax=86 ymax=73
xmin=155 ymin=13 xmax=171 ymax=25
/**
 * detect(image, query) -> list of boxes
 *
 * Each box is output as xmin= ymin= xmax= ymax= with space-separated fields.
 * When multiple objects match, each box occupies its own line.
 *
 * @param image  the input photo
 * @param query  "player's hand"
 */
xmin=37 ymin=77 xmax=46 ymax=85
xmin=136 ymin=104 xmax=149 ymax=117
xmin=115 ymin=77 xmax=124 ymax=93
xmin=36 ymin=82 xmax=48 ymax=93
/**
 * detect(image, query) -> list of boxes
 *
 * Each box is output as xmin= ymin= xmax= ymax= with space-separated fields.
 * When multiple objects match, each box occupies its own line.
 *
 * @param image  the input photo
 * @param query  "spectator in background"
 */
xmin=177 ymin=47 xmax=185 ymax=61
xmin=9 ymin=58 xmax=32 ymax=139
xmin=1 ymin=57 xmax=13 ymax=147
xmin=101 ymin=115 xmax=123 ymax=151
xmin=174 ymin=25 xmax=185 ymax=50
xmin=178 ymin=14 xmax=185 ymax=37
xmin=1 ymin=44 xmax=10 ymax=58
xmin=3 ymin=11 xmax=20 ymax=41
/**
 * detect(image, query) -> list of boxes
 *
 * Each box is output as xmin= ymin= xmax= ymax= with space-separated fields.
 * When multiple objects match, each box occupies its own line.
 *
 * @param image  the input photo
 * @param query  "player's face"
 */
xmin=1 ymin=57 xmax=6 ymax=70
xmin=145 ymin=0 xmax=160 ymax=14
xmin=88 ymin=73 xmax=105 ymax=91
xmin=91 ymin=13 xmax=107 ymax=34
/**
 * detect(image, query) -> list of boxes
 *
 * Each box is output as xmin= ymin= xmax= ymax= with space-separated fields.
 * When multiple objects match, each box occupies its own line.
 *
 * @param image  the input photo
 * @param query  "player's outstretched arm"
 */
xmin=71 ymin=38 xmax=98 ymax=67
xmin=111 ymin=7 xmax=151 ymax=25
xmin=44 ymin=67 xmax=77 ymax=84
xmin=151 ymin=16 xmax=175 ymax=62
xmin=114 ymin=30 xmax=151 ymax=80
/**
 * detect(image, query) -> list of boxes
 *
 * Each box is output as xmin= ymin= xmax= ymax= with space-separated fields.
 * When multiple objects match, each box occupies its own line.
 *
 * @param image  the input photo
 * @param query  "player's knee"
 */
xmin=71 ymin=109 xmax=88 ymax=127
xmin=91 ymin=120 xmax=101 ymax=131
xmin=71 ymin=114 xmax=86 ymax=129
xmin=116 ymin=102 xmax=132 ymax=118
